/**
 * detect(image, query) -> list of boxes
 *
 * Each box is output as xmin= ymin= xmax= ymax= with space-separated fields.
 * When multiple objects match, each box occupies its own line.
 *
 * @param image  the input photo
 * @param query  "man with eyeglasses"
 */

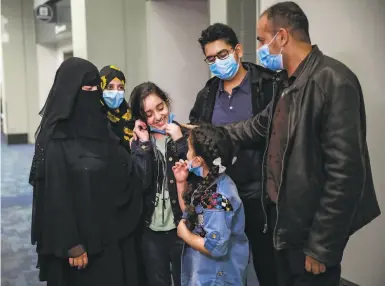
xmin=189 ymin=23 xmax=277 ymax=286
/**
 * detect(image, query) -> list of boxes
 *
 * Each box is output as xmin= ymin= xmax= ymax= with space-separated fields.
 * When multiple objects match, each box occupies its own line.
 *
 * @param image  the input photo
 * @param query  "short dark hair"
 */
xmin=198 ymin=23 xmax=239 ymax=53
xmin=262 ymin=1 xmax=311 ymax=44
xmin=129 ymin=82 xmax=171 ymax=121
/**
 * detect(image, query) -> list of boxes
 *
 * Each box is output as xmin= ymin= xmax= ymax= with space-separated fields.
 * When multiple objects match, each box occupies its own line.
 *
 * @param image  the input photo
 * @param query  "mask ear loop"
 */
xmin=231 ymin=45 xmax=242 ymax=63
xmin=267 ymin=32 xmax=279 ymax=46
xmin=270 ymin=32 xmax=285 ymax=56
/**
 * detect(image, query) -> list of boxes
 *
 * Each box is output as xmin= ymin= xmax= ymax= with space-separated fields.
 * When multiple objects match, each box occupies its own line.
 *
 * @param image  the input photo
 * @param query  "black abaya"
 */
xmin=37 ymin=131 xmax=150 ymax=286
xmin=30 ymin=58 xmax=152 ymax=286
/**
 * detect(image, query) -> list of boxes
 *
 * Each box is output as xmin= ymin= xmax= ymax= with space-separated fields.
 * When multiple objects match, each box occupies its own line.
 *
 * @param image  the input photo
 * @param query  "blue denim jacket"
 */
xmin=181 ymin=175 xmax=249 ymax=286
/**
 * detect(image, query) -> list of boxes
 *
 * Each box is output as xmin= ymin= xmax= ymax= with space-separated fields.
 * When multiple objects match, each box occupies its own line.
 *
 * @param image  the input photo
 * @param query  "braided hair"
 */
xmin=184 ymin=124 xmax=234 ymax=227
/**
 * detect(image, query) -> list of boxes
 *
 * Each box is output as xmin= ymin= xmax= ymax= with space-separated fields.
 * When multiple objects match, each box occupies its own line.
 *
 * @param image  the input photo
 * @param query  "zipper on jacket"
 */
xmin=261 ymin=127 xmax=270 ymax=234
xmin=273 ymin=90 xmax=291 ymax=249
xmin=260 ymin=80 xmax=278 ymax=234
xmin=162 ymin=138 xmax=169 ymax=224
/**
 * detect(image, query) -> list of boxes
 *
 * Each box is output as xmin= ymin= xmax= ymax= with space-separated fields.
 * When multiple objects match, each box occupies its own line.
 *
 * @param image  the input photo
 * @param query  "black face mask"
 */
xmin=73 ymin=89 xmax=103 ymax=116
xmin=69 ymin=88 xmax=109 ymax=138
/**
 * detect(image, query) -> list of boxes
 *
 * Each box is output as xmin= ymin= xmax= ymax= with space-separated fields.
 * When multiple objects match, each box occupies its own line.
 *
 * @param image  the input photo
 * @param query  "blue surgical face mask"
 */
xmin=188 ymin=157 xmax=204 ymax=177
xmin=149 ymin=113 xmax=175 ymax=135
xmin=209 ymin=53 xmax=240 ymax=80
xmin=257 ymin=33 xmax=283 ymax=71
xmin=103 ymin=90 xmax=125 ymax=109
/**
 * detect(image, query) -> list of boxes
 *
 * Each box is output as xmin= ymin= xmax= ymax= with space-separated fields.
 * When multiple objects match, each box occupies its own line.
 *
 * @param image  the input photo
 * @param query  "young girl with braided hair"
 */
xmin=172 ymin=124 xmax=249 ymax=286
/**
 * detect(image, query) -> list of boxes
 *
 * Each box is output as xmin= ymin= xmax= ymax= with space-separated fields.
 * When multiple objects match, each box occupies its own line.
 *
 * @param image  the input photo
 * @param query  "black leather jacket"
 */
xmin=225 ymin=46 xmax=381 ymax=266
xmin=143 ymin=123 xmax=189 ymax=228
xmin=189 ymin=62 xmax=274 ymax=200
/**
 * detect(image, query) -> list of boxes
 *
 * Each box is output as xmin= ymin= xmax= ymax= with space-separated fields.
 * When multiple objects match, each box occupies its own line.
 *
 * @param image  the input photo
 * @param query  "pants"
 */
xmin=268 ymin=205 xmax=341 ymax=286
xmin=243 ymin=198 xmax=277 ymax=286
xmin=142 ymin=228 xmax=183 ymax=286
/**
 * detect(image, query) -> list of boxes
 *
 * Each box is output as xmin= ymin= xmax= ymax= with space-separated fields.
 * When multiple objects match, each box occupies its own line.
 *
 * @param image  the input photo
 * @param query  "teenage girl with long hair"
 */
xmin=129 ymin=82 xmax=188 ymax=286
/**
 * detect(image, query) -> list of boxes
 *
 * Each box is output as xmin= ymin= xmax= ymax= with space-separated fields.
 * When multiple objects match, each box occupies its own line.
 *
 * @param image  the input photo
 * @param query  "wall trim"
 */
xmin=6 ymin=133 xmax=28 ymax=145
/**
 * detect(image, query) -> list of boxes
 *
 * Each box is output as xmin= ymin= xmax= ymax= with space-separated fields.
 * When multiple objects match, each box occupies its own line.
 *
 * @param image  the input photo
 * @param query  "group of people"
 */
xmin=29 ymin=2 xmax=380 ymax=286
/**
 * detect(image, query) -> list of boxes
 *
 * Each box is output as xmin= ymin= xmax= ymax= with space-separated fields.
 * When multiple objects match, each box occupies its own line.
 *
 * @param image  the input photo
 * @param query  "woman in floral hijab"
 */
xmin=100 ymin=65 xmax=135 ymax=151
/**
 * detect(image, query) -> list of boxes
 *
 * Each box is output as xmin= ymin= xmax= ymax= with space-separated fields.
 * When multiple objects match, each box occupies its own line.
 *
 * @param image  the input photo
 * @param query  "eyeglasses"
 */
xmin=204 ymin=49 xmax=234 ymax=65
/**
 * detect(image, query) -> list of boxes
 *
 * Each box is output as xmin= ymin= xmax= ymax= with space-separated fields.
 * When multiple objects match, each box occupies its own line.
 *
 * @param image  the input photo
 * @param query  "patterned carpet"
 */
xmin=1 ymin=142 xmax=43 ymax=286
xmin=0 ymin=141 xmax=258 ymax=286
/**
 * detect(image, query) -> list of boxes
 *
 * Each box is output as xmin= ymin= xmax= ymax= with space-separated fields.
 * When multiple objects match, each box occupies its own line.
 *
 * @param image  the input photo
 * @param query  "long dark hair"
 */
xmin=129 ymin=81 xmax=171 ymax=121
xmin=184 ymin=124 xmax=234 ymax=223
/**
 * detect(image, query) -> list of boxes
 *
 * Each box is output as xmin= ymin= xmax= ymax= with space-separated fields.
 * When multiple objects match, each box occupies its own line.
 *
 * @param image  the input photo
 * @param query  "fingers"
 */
xmin=305 ymin=258 xmax=312 ymax=273
xmin=135 ymin=119 xmax=147 ymax=129
xmin=82 ymin=253 xmax=88 ymax=268
xmin=165 ymin=123 xmax=177 ymax=135
xmin=311 ymin=262 xmax=320 ymax=275
xmin=74 ymin=256 xmax=83 ymax=268
xmin=305 ymin=256 xmax=326 ymax=275
xmin=70 ymin=253 xmax=88 ymax=269
xmin=174 ymin=161 xmax=187 ymax=168
xmin=178 ymin=159 xmax=188 ymax=167
xmin=180 ymin=124 xmax=198 ymax=129
xmin=172 ymin=163 xmax=181 ymax=171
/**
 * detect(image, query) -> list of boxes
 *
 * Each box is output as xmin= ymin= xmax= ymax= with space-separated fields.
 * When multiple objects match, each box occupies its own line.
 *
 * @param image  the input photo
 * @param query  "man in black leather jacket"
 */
xmin=189 ymin=23 xmax=277 ymax=286
xmin=225 ymin=2 xmax=381 ymax=286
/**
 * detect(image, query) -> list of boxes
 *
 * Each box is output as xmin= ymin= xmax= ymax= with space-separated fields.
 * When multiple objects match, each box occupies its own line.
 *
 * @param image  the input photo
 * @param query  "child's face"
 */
xmin=187 ymin=136 xmax=203 ymax=168
xmin=143 ymin=93 xmax=169 ymax=130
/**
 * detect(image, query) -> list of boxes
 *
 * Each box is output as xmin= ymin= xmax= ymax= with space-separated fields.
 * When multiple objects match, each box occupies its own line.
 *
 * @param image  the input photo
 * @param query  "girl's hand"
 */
xmin=133 ymin=120 xmax=149 ymax=142
xmin=165 ymin=123 xmax=183 ymax=141
xmin=177 ymin=219 xmax=191 ymax=240
xmin=172 ymin=159 xmax=189 ymax=183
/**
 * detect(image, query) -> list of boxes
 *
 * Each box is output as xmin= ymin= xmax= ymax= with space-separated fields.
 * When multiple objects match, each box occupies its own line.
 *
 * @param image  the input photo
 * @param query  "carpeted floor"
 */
xmin=1 ymin=143 xmax=43 ymax=286
xmin=0 ymin=141 xmax=259 ymax=286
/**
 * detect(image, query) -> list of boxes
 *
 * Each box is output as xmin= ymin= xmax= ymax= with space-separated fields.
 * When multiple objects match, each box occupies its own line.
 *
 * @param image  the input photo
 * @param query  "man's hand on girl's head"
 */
xmin=180 ymin=123 xmax=199 ymax=130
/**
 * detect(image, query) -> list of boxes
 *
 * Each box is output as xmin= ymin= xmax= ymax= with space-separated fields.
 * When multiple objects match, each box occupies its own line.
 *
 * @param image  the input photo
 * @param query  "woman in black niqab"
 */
xmin=29 ymin=57 xmax=152 ymax=286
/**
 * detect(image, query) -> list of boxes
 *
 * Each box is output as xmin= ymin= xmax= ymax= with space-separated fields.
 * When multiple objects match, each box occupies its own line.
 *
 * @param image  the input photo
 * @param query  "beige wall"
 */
xmin=71 ymin=0 xmax=148 ymax=94
xmin=146 ymin=0 xmax=210 ymax=123
xmin=1 ymin=0 xmax=40 ymax=142
xmin=259 ymin=1 xmax=385 ymax=285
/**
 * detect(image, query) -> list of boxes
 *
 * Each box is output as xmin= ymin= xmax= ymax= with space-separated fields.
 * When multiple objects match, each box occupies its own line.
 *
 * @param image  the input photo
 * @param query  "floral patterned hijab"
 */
xmin=100 ymin=65 xmax=134 ymax=151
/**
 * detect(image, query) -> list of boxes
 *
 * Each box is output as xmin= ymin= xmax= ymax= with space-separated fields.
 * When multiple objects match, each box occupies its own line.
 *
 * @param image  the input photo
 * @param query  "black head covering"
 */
xmin=37 ymin=57 xmax=101 ymax=136
xmin=29 ymin=57 xmax=103 ymax=186
xmin=100 ymin=65 xmax=126 ymax=90
xmin=99 ymin=65 xmax=134 ymax=152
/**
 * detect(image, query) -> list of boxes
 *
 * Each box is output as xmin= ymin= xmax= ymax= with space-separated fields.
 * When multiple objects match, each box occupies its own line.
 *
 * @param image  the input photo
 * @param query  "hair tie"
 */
xmin=213 ymin=157 xmax=226 ymax=174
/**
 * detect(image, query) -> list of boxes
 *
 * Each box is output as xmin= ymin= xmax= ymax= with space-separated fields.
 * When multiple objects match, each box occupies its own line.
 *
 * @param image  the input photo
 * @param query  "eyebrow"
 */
xmin=206 ymin=49 xmax=228 ymax=58
xmin=144 ymin=102 xmax=163 ymax=113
